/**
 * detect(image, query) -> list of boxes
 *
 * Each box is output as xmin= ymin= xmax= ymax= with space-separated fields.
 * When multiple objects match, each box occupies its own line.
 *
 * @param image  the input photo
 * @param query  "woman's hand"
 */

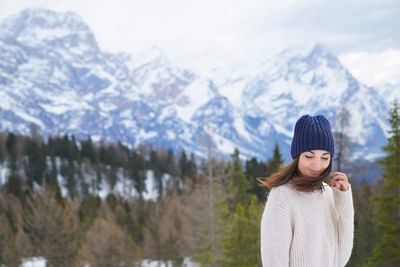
xmin=330 ymin=172 xmax=350 ymax=191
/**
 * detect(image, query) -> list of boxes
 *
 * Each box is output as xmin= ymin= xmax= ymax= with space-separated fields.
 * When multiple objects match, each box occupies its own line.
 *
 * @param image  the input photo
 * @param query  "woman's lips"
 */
xmin=309 ymin=170 xmax=320 ymax=176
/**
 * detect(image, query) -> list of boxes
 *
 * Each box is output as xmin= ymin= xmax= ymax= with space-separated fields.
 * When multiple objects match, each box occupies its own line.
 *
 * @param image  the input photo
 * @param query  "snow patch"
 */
xmin=175 ymin=79 xmax=211 ymax=123
xmin=20 ymin=257 xmax=46 ymax=267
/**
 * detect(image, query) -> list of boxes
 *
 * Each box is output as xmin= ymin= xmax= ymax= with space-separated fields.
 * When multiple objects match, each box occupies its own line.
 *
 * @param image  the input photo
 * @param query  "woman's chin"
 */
xmin=303 ymin=173 xmax=320 ymax=179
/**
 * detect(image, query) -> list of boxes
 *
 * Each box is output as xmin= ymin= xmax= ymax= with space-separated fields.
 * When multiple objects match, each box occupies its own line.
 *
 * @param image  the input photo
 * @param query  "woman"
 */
xmin=259 ymin=114 xmax=354 ymax=267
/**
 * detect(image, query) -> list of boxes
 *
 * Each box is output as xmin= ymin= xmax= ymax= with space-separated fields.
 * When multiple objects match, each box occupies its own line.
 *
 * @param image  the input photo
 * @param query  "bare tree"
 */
xmin=29 ymin=123 xmax=41 ymax=141
xmin=0 ymin=194 xmax=25 ymax=267
xmin=79 ymin=210 xmax=138 ymax=267
xmin=23 ymin=190 xmax=78 ymax=267
xmin=333 ymin=106 xmax=351 ymax=172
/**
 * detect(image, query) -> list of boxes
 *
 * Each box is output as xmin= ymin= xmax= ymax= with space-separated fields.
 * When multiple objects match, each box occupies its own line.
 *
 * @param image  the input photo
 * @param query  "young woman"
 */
xmin=259 ymin=114 xmax=354 ymax=267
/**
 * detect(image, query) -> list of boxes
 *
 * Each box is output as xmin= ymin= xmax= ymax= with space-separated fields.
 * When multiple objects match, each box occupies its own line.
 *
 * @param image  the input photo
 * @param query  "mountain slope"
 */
xmin=0 ymin=8 xmax=393 ymax=163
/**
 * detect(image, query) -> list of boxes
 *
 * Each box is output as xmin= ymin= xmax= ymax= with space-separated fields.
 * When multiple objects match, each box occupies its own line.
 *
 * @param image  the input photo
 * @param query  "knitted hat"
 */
xmin=290 ymin=114 xmax=335 ymax=159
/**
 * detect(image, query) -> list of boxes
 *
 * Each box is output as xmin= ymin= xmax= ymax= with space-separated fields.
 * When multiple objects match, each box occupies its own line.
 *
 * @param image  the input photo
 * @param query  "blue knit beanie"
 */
xmin=290 ymin=114 xmax=335 ymax=159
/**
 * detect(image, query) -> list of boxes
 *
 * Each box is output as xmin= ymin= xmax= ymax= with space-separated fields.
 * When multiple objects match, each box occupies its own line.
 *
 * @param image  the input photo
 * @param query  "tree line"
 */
xmin=0 ymin=101 xmax=399 ymax=266
xmin=0 ymin=130 xmax=279 ymax=266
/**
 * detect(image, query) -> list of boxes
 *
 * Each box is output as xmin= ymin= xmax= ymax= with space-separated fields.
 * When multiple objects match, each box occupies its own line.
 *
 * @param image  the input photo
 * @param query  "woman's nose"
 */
xmin=310 ymin=160 xmax=322 ymax=171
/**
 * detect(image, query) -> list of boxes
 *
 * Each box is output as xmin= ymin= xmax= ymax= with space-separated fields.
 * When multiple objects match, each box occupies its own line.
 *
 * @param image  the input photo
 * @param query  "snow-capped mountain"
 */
xmin=0 ymin=8 xmax=395 ymax=162
xmin=374 ymin=82 xmax=400 ymax=105
xmin=211 ymin=45 xmax=391 ymax=160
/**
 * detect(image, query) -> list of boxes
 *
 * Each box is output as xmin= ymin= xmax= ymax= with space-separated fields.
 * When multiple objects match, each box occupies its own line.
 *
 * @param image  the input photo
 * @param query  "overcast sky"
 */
xmin=1 ymin=0 xmax=399 ymax=86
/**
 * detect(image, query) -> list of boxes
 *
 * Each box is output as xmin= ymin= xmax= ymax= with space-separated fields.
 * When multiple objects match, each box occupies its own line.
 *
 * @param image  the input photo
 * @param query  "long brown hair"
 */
xmin=257 ymin=157 xmax=332 ymax=193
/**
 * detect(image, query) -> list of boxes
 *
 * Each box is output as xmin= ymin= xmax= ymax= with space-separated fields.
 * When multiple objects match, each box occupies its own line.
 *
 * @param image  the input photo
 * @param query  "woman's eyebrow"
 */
xmin=307 ymin=151 xmax=330 ymax=155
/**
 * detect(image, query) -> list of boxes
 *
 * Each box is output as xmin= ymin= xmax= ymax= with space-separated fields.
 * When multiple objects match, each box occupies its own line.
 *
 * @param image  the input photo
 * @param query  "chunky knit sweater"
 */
xmin=260 ymin=182 xmax=354 ymax=267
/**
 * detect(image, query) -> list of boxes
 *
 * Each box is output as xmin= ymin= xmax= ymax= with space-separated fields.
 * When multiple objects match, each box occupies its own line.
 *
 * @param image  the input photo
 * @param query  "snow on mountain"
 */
xmin=210 ymin=44 xmax=391 ymax=160
xmin=374 ymin=82 xmax=400 ymax=105
xmin=0 ymin=8 xmax=394 ymax=164
xmin=0 ymin=8 xmax=98 ymax=55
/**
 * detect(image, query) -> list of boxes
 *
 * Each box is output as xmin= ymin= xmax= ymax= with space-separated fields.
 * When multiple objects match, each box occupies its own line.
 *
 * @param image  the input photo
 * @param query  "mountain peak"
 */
xmin=132 ymin=45 xmax=171 ymax=68
xmin=272 ymin=44 xmax=342 ymax=74
xmin=307 ymin=44 xmax=340 ymax=66
xmin=2 ymin=8 xmax=90 ymax=33
xmin=278 ymin=44 xmax=338 ymax=62
xmin=0 ymin=8 xmax=97 ymax=48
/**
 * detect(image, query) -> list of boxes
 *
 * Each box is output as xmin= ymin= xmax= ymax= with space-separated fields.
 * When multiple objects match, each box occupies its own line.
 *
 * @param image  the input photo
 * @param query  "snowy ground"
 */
xmin=19 ymin=258 xmax=46 ymax=267
xmin=20 ymin=257 xmax=200 ymax=267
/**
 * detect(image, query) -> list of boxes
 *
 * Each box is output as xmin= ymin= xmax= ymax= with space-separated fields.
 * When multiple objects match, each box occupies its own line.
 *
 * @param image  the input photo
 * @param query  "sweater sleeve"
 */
xmin=260 ymin=187 xmax=293 ymax=267
xmin=332 ymin=183 xmax=355 ymax=267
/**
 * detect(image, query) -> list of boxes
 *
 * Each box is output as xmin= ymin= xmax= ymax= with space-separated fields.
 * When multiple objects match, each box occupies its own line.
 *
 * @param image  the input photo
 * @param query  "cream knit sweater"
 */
xmin=260 ymin=182 xmax=354 ymax=267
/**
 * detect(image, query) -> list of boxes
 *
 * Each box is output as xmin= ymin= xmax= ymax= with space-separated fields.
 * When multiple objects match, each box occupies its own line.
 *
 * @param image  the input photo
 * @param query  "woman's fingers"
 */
xmin=337 ymin=181 xmax=349 ymax=191
xmin=331 ymin=173 xmax=348 ymax=183
xmin=330 ymin=179 xmax=349 ymax=191
xmin=330 ymin=172 xmax=349 ymax=191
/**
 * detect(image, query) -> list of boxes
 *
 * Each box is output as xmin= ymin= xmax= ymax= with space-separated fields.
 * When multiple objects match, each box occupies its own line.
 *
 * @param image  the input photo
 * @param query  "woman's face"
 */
xmin=298 ymin=150 xmax=331 ymax=178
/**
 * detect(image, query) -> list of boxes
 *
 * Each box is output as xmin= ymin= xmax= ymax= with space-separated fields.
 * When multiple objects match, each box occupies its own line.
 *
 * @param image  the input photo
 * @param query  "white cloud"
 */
xmin=0 ymin=0 xmax=399 ymax=85
xmin=339 ymin=50 xmax=400 ymax=86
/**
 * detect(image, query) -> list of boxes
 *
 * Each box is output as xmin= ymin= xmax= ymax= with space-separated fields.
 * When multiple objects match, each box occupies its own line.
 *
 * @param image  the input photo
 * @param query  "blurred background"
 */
xmin=0 ymin=1 xmax=399 ymax=266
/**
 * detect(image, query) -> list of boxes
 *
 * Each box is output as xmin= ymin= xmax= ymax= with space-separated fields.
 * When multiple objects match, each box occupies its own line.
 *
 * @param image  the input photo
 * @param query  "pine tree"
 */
xmin=219 ymin=149 xmax=262 ymax=266
xmin=262 ymin=143 xmax=284 ymax=201
xmin=81 ymin=136 xmax=97 ymax=164
xmin=25 ymin=139 xmax=47 ymax=187
xmin=44 ymin=155 xmax=63 ymax=204
xmin=62 ymin=159 xmax=77 ymax=198
xmin=347 ymin=180 xmax=379 ymax=266
xmin=121 ymin=200 xmax=143 ymax=245
xmin=220 ymin=196 xmax=262 ymax=267
xmin=246 ymin=144 xmax=283 ymax=202
xmin=193 ymin=164 xmax=227 ymax=267
xmin=246 ymin=157 xmax=267 ymax=202
xmin=60 ymin=135 xmax=79 ymax=162
xmin=265 ymin=143 xmax=283 ymax=176
xmin=366 ymin=101 xmax=400 ymax=266
xmin=179 ymin=150 xmax=188 ymax=180
xmin=78 ymin=195 xmax=101 ymax=232
xmin=5 ymin=133 xmax=22 ymax=198
xmin=227 ymin=148 xmax=251 ymax=211
xmin=178 ymin=150 xmax=198 ymax=190
xmin=129 ymin=151 xmax=146 ymax=198
xmin=150 ymin=150 xmax=164 ymax=198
